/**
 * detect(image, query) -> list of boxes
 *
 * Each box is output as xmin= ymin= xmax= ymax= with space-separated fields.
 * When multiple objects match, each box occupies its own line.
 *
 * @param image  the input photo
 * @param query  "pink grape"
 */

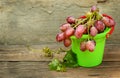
xmin=56 ymin=32 xmax=65 ymax=42
xmin=64 ymin=38 xmax=71 ymax=47
xmin=95 ymin=21 xmax=105 ymax=32
xmin=109 ymin=19 xmax=115 ymax=26
xmin=86 ymin=40 xmax=95 ymax=52
xmin=60 ymin=23 xmax=71 ymax=32
xmin=75 ymin=25 xmax=86 ymax=38
xmin=66 ymin=16 xmax=76 ymax=24
xmin=90 ymin=26 xmax=98 ymax=36
xmin=80 ymin=41 xmax=86 ymax=51
xmin=90 ymin=5 xmax=98 ymax=12
xmin=64 ymin=27 xmax=74 ymax=38
xmin=83 ymin=27 xmax=87 ymax=34
xmin=91 ymin=40 xmax=96 ymax=46
xmin=102 ymin=17 xmax=109 ymax=26
xmin=102 ymin=17 xmax=115 ymax=27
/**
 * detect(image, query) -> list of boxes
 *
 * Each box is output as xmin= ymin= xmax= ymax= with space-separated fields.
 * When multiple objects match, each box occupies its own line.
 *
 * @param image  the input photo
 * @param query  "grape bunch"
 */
xmin=56 ymin=6 xmax=115 ymax=52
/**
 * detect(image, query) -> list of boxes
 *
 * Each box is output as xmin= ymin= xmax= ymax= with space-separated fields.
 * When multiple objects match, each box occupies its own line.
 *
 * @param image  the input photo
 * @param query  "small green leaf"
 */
xmin=48 ymin=59 xmax=66 ymax=72
xmin=57 ymin=64 xmax=66 ymax=72
xmin=48 ymin=59 xmax=60 ymax=70
xmin=63 ymin=49 xmax=79 ymax=67
xmin=43 ymin=47 xmax=53 ymax=57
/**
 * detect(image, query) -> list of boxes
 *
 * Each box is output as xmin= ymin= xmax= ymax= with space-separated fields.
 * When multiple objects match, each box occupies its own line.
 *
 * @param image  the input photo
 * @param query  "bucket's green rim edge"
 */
xmin=70 ymin=27 xmax=111 ymax=39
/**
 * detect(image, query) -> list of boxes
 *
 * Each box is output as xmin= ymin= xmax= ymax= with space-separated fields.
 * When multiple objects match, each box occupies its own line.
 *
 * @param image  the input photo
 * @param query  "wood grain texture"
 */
xmin=0 ymin=61 xmax=120 ymax=78
xmin=0 ymin=43 xmax=119 ymax=61
xmin=0 ymin=0 xmax=119 ymax=44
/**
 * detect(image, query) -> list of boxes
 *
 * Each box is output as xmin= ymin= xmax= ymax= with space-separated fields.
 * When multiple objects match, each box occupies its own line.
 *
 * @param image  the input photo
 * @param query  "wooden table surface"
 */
xmin=0 ymin=61 xmax=120 ymax=78
xmin=0 ymin=44 xmax=120 ymax=78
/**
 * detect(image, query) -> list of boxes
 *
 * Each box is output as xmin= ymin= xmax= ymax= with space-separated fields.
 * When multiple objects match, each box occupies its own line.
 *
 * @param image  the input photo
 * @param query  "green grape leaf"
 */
xmin=48 ymin=59 xmax=60 ymax=70
xmin=63 ymin=49 xmax=79 ymax=68
xmin=48 ymin=49 xmax=79 ymax=72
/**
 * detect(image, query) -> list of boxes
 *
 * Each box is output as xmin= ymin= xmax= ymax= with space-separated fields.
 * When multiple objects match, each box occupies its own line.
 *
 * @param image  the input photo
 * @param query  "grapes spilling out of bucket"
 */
xmin=56 ymin=6 xmax=115 ymax=52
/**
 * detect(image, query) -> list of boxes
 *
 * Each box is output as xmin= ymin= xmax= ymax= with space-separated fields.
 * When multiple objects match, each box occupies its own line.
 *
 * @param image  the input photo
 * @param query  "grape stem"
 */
xmin=87 ymin=12 xmax=94 ymax=41
xmin=73 ymin=17 xmax=88 ymax=29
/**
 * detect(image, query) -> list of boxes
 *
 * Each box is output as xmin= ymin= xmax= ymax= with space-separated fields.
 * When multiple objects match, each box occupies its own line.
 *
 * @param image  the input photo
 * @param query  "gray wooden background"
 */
xmin=0 ymin=0 xmax=119 ymax=45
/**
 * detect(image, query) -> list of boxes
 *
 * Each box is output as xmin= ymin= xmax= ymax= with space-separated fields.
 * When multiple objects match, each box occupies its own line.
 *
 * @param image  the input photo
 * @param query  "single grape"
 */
xmin=90 ymin=26 xmax=98 ymax=36
xmin=64 ymin=27 xmax=74 ymax=38
xmin=109 ymin=19 xmax=115 ymax=26
xmin=66 ymin=16 xmax=76 ymax=24
xmin=102 ymin=17 xmax=115 ymax=27
xmin=91 ymin=40 xmax=96 ymax=46
xmin=86 ymin=40 xmax=95 ymax=52
xmin=64 ymin=38 xmax=71 ymax=47
xmin=102 ymin=17 xmax=109 ymax=26
xmin=83 ymin=27 xmax=87 ymax=34
xmin=95 ymin=21 xmax=105 ymax=32
xmin=60 ymin=23 xmax=71 ymax=32
xmin=90 ymin=5 xmax=99 ymax=12
xmin=56 ymin=32 xmax=65 ymax=42
xmin=75 ymin=25 xmax=86 ymax=38
xmin=80 ymin=41 xmax=86 ymax=51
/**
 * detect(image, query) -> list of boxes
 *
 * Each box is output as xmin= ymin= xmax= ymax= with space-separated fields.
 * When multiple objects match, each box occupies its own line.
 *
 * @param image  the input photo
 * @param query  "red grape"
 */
xmin=75 ymin=25 xmax=86 ymax=38
xmin=90 ymin=5 xmax=98 ymax=12
xmin=83 ymin=27 xmax=87 ymax=34
xmin=102 ymin=17 xmax=115 ymax=27
xmin=66 ymin=16 xmax=76 ymax=24
xmin=86 ymin=40 xmax=95 ymax=52
xmin=64 ymin=27 xmax=74 ymax=38
xmin=95 ymin=21 xmax=105 ymax=32
xmin=109 ymin=19 xmax=115 ymax=26
xmin=90 ymin=26 xmax=98 ymax=36
xmin=64 ymin=38 xmax=71 ymax=47
xmin=80 ymin=41 xmax=86 ymax=51
xmin=102 ymin=17 xmax=109 ymax=26
xmin=91 ymin=40 xmax=96 ymax=46
xmin=56 ymin=32 xmax=65 ymax=42
xmin=60 ymin=23 xmax=71 ymax=32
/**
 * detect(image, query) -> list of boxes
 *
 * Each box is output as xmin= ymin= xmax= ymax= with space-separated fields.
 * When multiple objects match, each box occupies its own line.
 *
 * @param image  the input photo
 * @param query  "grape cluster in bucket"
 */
xmin=56 ymin=6 xmax=115 ymax=52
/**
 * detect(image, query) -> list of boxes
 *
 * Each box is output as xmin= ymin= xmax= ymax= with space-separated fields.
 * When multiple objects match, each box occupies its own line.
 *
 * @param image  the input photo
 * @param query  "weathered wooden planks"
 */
xmin=0 ymin=0 xmax=119 ymax=44
xmin=0 ymin=61 xmax=120 ymax=78
xmin=0 ymin=43 xmax=120 ymax=61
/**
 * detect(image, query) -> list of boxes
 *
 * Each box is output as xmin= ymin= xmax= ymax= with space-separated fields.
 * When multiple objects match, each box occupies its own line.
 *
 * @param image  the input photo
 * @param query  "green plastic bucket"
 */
xmin=70 ymin=27 xmax=111 ymax=67
xmin=70 ymin=14 xmax=115 ymax=67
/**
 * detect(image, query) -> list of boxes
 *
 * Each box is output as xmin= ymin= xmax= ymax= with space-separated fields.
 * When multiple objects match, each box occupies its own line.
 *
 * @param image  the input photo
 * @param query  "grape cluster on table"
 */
xmin=56 ymin=6 xmax=115 ymax=52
